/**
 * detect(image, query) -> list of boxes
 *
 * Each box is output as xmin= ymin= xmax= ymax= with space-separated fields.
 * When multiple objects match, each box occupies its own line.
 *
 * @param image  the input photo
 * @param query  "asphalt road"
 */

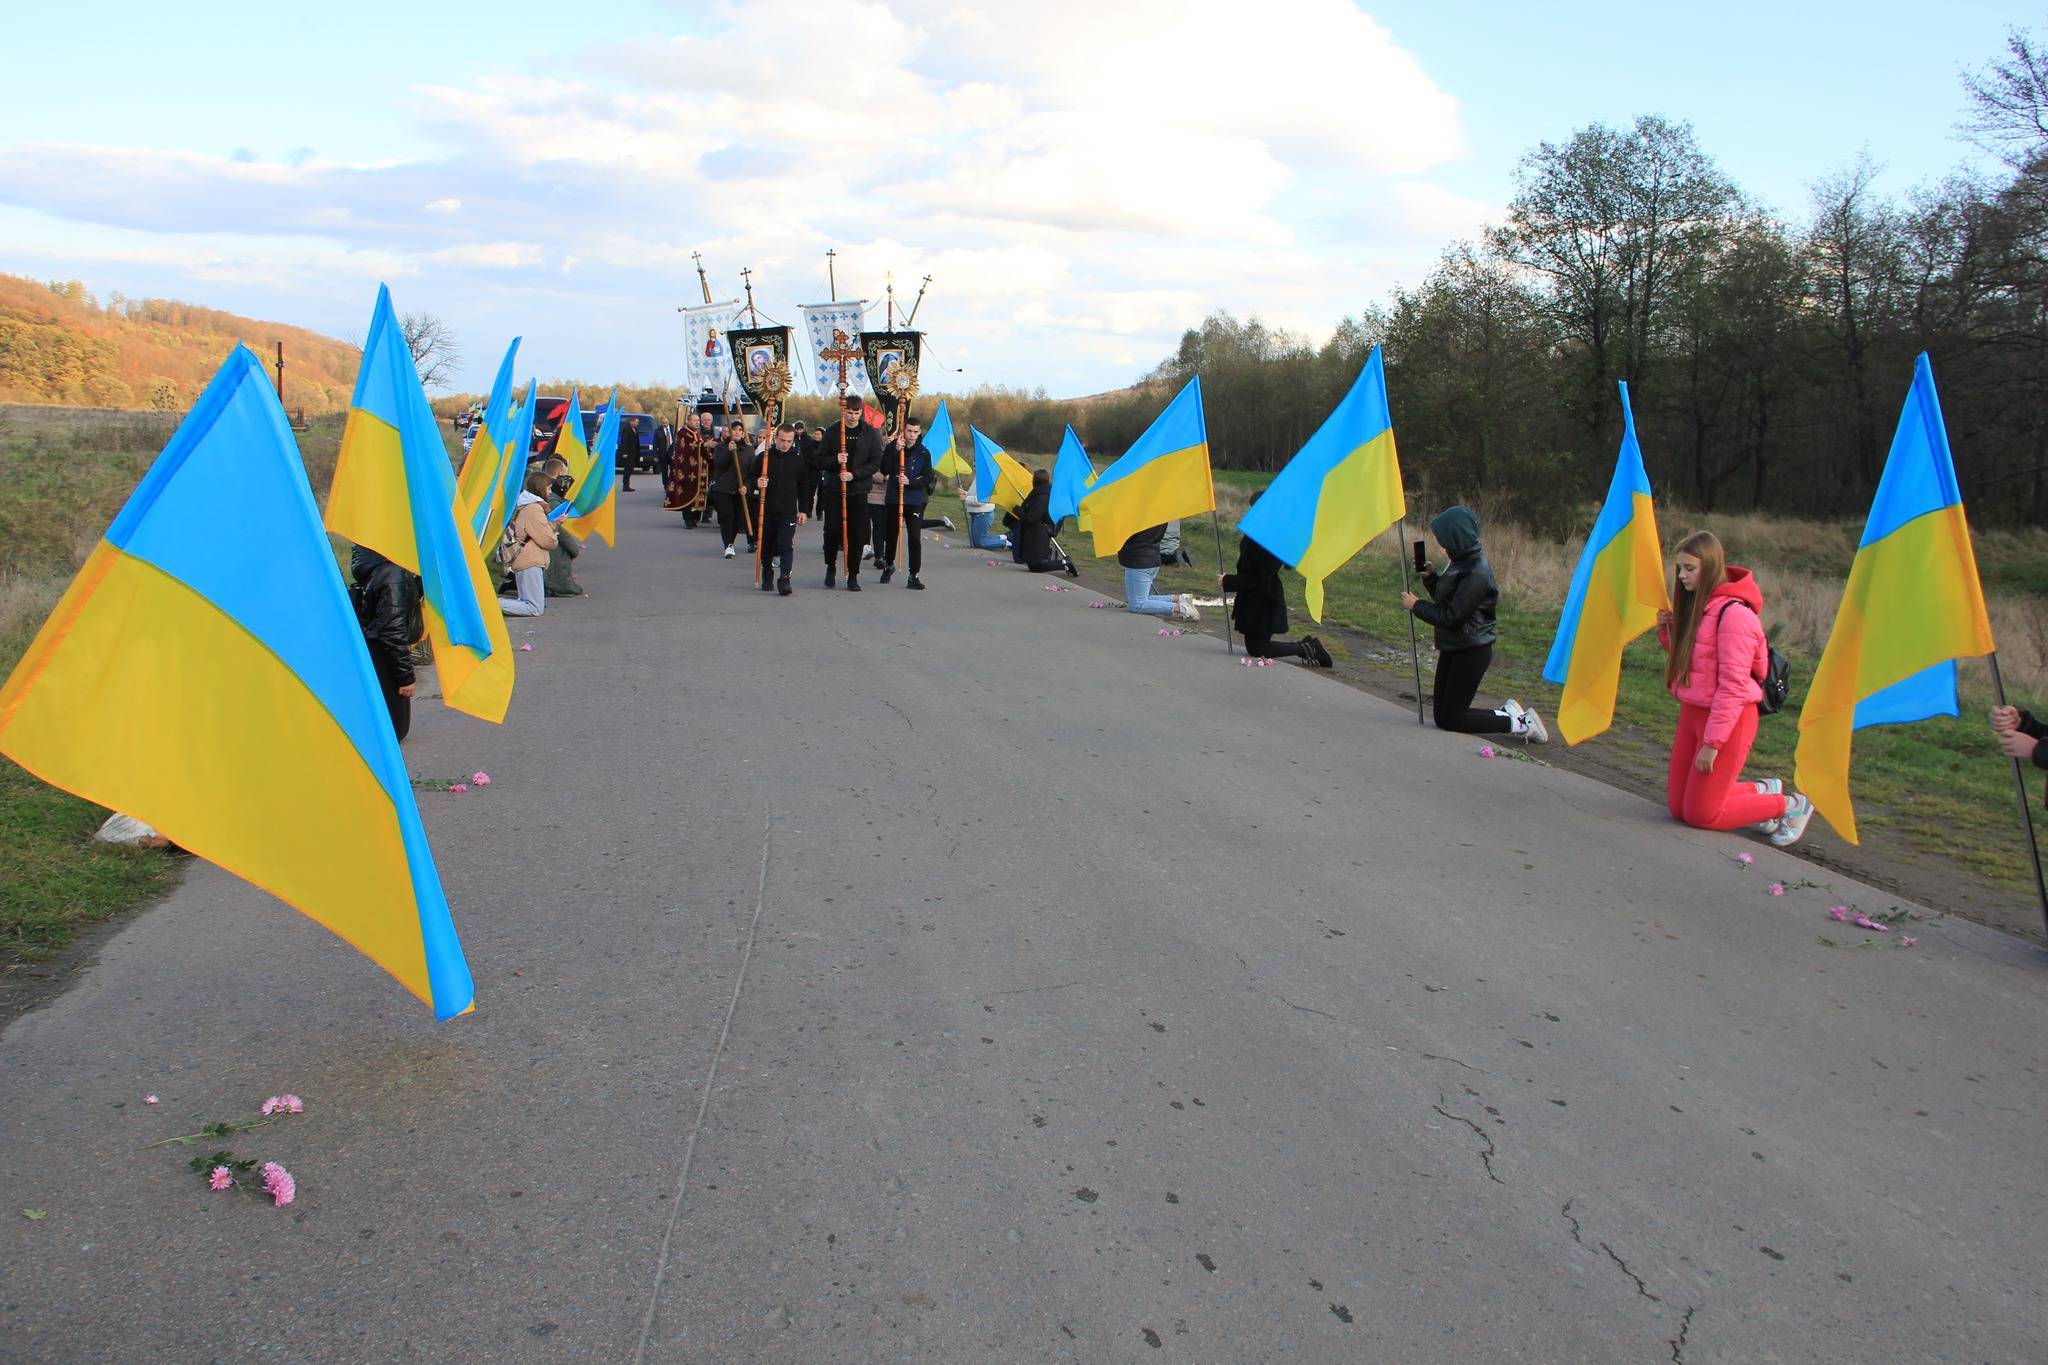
xmin=3 ymin=490 xmax=2044 ymax=1363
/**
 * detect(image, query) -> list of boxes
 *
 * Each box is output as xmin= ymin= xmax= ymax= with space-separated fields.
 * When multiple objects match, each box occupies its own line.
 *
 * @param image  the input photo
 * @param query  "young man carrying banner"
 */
xmin=818 ymin=393 xmax=884 ymax=590
xmin=752 ymin=423 xmax=809 ymax=596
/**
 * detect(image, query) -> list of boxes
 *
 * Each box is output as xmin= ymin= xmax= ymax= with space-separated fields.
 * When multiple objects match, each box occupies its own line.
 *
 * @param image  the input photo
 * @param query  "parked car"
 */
xmin=575 ymin=410 xmax=660 ymax=474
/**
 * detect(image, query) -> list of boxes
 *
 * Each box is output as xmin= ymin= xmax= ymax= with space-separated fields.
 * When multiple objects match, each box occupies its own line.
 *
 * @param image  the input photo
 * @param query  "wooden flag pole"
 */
xmin=1397 ymin=523 xmax=1425 ymax=725
xmin=821 ymin=329 xmax=865 ymax=580
xmin=1209 ymin=507 xmax=1234 ymax=656
xmin=752 ymin=364 xmax=793 ymax=588
xmin=1988 ymin=652 xmax=2048 ymax=934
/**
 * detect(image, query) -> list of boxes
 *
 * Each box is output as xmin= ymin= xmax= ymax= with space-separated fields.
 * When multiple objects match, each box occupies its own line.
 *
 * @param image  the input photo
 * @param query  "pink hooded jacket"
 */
xmin=1659 ymin=566 xmax=1768 ymax=747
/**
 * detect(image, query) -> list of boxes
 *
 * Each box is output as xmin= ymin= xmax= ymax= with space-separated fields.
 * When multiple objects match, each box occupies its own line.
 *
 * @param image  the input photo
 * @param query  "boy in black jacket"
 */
xmin=751 ymin=423 xmax=810 ymax=596
xmin=350 ymin=545 xmax=424 ymax=741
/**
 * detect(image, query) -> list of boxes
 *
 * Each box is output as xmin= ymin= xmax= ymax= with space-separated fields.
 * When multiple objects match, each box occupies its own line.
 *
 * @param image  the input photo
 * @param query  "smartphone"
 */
xmin=1413 ymin=540 xmax=1427 ymax=574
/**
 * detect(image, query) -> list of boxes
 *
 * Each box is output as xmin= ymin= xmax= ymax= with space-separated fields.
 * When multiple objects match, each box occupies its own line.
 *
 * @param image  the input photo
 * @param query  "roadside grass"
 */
xmin=0 ymin=406 xmax=348 ymax=962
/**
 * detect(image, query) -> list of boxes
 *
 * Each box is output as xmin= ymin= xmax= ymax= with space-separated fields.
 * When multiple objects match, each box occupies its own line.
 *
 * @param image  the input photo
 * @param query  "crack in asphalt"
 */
xmin=1420 ymin=1052 xmax=1486 ymax=1073
xmin=1275 ymin=992 xmax=1340 ymax=1021
xmin=1433 ymin=1092 xmax=1503 ymax=1184
xmin=1670 ymin=1305 xmax=1697 ymax=1363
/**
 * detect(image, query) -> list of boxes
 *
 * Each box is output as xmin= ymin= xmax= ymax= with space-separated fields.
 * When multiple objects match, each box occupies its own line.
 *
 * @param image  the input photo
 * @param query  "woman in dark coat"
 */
xmin=1221 ymin=530 xmax=1332 ymax=666
xmin=1014 ymin=469 xmax=1075 ymax=574
xmin=349 ymin=545 xmax=424 ymax=741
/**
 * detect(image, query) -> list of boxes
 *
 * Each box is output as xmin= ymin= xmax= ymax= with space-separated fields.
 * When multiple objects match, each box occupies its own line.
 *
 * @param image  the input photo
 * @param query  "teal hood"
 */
xmin=1430 ymin=505 xmax=1481 ymax=559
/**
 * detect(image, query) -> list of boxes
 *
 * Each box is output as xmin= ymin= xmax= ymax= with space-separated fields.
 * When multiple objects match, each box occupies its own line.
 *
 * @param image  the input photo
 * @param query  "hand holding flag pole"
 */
xmin=1398 ymin=524 xmax=1424 ymax=724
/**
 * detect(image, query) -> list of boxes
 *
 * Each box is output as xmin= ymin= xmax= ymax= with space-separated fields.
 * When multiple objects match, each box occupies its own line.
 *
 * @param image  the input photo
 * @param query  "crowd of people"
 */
xmin=364 ymin=411 xmax=2045 ymax=863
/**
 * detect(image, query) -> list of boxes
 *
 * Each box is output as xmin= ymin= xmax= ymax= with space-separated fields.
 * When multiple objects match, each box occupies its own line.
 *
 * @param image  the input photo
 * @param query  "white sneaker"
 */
xmin=1513 ymin=707 xmax=1549 ymax=744
xmin=1770 ymin=794 xmax=1815 ymax=848
xmin=1500 ymin=699 xmax=1526 ymax=724
xmin=723 ymin=545 xmax=736 ymax=559
xmin=1749 ymin=779 xmax=1784 ymax=833
xmin=1174 ymin=594 xmax=1201 ymax=623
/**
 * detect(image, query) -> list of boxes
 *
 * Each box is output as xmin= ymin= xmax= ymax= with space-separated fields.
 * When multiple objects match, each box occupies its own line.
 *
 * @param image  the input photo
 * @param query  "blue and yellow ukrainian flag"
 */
xmin=493 ymin=380 xmax=539 ymax=536
xmin=455 ymin=339 xmax=521 ymax=547
xmin=1540 ymin=381 xmax=1669 ymax=745
xmin=554 ymin=391 xmax=618 ymax=546
xmin=971 ymin=427 xmax=1032 ymax=513
xmin=927 ymin=400 xmax=970 ymax=480
xmin=1078 ymin=377 xmax=1215 ymax=557
xmin=1048 ymin=425 xmax=1096 ymax=533
xmin=0 ymin=346 xmax=475 ymax=1018
xmin=1237 ymin=349 xmax=1404 ymax=621
xmin=1796 ymin=353 xmax=1996 ymax=844
xmin=327 ymin=285 xmax=514 ymax=725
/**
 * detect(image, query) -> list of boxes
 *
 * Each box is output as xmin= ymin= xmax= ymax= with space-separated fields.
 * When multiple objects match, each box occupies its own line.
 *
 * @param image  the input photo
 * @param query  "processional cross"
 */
xmin=820 ymin=328 xmax=867 ymax=574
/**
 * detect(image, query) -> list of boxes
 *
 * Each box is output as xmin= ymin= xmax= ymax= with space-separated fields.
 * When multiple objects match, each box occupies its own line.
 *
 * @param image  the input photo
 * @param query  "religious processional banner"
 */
xmin=683 ymin=301 xmax=744 ymax=398
xmin=860 ymin=330 xmax=922 ymax=435
xmin=727 ymin=326 xmax=795 ymax=415
xmin=800 ymin=302 xmax=870 ymax=393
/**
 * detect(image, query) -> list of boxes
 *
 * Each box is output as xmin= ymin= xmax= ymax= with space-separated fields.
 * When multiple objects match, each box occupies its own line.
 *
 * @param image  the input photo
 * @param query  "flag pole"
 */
xmin=1397 ymin=522 xmax=1425 ymax=724
xmin=1988 ymin=652 xmax=2048 ymax=934
xmin=1210 ymin=508 xmax=1234 ymax=656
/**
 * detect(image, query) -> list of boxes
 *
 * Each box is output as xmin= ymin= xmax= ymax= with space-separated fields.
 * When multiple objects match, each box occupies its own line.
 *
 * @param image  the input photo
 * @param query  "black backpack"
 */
xmin=1716 ymin=600 xmax=1792 ymax=715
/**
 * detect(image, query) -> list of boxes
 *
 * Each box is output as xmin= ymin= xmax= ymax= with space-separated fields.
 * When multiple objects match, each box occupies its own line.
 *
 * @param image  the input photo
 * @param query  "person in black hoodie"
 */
xmin=817 ymin=393 xmax=884 ymax=589
xmin=1012 ymin=468 xmax=1078 ymax=575
xmin=350 ymin=545 xmax=424 ymax=742
xmin=1221 ymin=523 xmax=1331 ymax=665
xmin=1400 ymin=505 xmax=1546 ymax=740
xmin=750 ymin=423 xmax=810 ymax=596
xmin=880 ymin=418 xmax=940 ymax=588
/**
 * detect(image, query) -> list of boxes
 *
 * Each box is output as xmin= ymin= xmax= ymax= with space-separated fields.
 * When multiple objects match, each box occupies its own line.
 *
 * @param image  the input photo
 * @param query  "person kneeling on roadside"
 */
xmin=1656 ymin=530 xmax=1811 ymax=846
xmin=1121 ymin=521 xmax=1198 ymax=622
xmin=541 ymin=458 xmax=585 ymax=598
xmin=1014 ymin=469 xmax=1078 ymax=575
xmin=1221 ymin=522 xmax=1331 ymax=666
xmin=1989 ymin=705 xmax=2048 ymax=808
xmin=499 ymin=470 xmax=559 ymax=617
xmin=1400 ymin=505 xmax=1545 ymax=741
xmin=350 ymin=544 xmax=423 ymax=741
xmin=965 ymin=491 xmax=1012 ymax=550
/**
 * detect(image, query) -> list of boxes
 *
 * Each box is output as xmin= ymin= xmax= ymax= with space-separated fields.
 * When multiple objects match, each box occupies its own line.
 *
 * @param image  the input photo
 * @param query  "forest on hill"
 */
xmin=0 ymin=274 xmax=361 ymax=413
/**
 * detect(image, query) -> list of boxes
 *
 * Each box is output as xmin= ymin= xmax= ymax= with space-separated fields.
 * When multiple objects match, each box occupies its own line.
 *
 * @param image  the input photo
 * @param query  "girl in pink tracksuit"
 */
xmin=1656 ymin=531 xmax=1814 ymax=846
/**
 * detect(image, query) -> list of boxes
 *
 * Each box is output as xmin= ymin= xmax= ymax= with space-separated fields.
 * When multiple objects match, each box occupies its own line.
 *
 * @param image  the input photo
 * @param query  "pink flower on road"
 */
xmin=449 ymin=783 xmax=469 ymax=794
xmin=1852 ymin=913 xmax=1890 ymax=933
xmin=143 ymin=1094 xmax=159 ymax=1105
xmin=471 ymin=772 xmax=492 ymax=787
xmin=208 ymin=1166 xmax=234 ymax=1191
xmin=280 ymin=1094 xmax=304 ymax=1114
xmin=1901 ymin=935 xmax=1919 ymax=948
xmin=1736 ymin=852 xmax=1754 ymax=866
xmin=260 ymin=1162 xmax=296 ymax=1206
xmin=1827 ymin=906 xmax=1848 ymax=922
xmin=1767 ymin=882 xmax=1786 ymax=897
xmin=517 ymin=643 xmax=533 ymax=653
xmin=1477 ymin=745 xmax=1496 ymax=759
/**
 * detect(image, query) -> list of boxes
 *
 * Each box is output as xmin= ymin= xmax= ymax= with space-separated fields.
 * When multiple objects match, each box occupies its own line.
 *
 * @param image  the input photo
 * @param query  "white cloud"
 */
xmin=0 ymin=1 xmax=1470 ymax=396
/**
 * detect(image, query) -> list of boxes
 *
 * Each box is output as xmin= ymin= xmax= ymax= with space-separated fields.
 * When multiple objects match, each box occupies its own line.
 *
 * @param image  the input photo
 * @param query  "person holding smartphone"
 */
xmin=1399 ymin=505 xmax=1546 ymax=741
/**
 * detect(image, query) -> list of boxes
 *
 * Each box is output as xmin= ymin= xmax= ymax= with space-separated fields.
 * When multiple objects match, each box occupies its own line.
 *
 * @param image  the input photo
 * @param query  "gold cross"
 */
xmin=820 ymin=328 xmax=864 ymax=395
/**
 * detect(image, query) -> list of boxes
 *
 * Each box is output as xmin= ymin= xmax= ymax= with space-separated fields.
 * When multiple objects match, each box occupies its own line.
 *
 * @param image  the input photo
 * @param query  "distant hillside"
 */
xmin=0 ymin=274 xmax=360 ymax=413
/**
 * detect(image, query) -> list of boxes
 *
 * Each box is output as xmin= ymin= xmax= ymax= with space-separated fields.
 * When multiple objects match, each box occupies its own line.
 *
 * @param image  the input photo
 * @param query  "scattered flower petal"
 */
xmin=517 ymin=643 xmax=533 ymax=653
xmin=143 ymin=1094 xmax=159 ymax=1105
xmin=471 ymin=772 xmax=491 ymax=787
xmin=449 ymin=783 xmax=469 ymax=794
xmin=1900 ymin=935 xmax=1919 ymax=948
xmin=1767 ymin=882 xmax=1786 ymax=897
xmin=1827 ymin=906 xmax=1848 ymax=922
xmin=208 ymin=1166 xmax=233 ymax=1192
xmin=260 ymin=1161 xmax=296 ymax=1207
xmin=1736 ymin=852 xmax=1754 ymax=866
xmin=1852 ymin=913 xmax=1890 ymax=932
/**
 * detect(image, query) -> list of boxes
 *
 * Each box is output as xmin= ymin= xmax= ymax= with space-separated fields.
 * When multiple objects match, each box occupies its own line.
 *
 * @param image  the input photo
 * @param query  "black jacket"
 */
xmin=709 ymin=439 xmax=746 ymax=495
xmin=349 ymin=546 xmax=423 ymax=687
xmin=1015 ymin=486 xmax=1057 ymax=566
xmin=881 ymin=439 xmax=936 ymax=508
xmin=818 ymin=419 xmax=884 ymax=503
xmin=1117 ymin=522 xmax=1167 ymax=570
xmin=1413 ymin=549 xmax=1498 ymax=651
xmin=749 ymin=444 xmax=809 ymax=518
xmin=1222 ymin=537 xmax=1288 ymax=638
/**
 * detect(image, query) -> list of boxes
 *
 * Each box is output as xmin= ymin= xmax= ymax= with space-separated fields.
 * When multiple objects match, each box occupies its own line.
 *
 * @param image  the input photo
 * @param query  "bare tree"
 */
xmin=1960 ymin=25 xmax=2048 ymax=169
xmin=399 ymin=312 xmax=463 ymax=390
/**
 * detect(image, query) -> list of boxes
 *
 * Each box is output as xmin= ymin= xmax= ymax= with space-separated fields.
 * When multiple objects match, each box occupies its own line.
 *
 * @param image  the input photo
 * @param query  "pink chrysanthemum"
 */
xmin=260 ymin=1096 xmax=283 ymax=1116
xmin=1827 ymin=906 xmax=1848 ymax=922
xmin=1736 ymin=853 xmax=1754 ymax=866
xmin=281 ymin=1094 xmax=304 ymax=1114
xmin=1477 ymin=745 xmax=1496 ymax=759
xmin=1767 ymin=882 xmax=1786 ymax=897
xmin=517 ymin=643 xmax=533 ymax=652
xmin=1901 ymin=935 xmax=1919 ymax=948
xmin=143 ymin=1094 xmax=159 ymax=1105
xmin=209 ymin=1166 xmax=233 ymax=1191
xmin=472 ymin=772 xmax=491 ymax=787
xmin=261 ymin=1162 xmax=296 ymax=1207
xmin=449 ymin=783 xmax=469 ymax=794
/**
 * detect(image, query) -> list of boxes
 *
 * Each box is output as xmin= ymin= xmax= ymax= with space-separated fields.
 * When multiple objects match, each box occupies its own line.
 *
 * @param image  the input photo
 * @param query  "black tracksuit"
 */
xmin=880 ymin=439 xmax=936 ymax=575
xmin=749 ymin=443 xmax=808 ymax=586
xmin=817 ymin=418 xmax=884 ymax=577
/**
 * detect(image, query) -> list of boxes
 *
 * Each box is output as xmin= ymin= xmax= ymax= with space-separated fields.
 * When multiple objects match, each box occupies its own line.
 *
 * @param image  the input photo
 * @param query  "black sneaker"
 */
xmin=777 ymin=577 xmax=793 ymax=596
xmin=846 ymin=576 xmax=861 ymax=592
xmin=880 ymin=566 xmax=895 ymax=584
xmin=1305 ymin=635 xmax=1334 ymax=668
xmin=824 ymin=566 xmax=836 ymax=588
xmin=906 ymin=575 xmax=925 ymax=590
xmin=760 ymin=573 xmax=774 ymax=592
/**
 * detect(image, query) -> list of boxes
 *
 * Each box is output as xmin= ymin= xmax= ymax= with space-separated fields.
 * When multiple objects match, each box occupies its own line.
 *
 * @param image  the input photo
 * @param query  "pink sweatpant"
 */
xmin=1666 ymin=703 xmax=1790 ymax=832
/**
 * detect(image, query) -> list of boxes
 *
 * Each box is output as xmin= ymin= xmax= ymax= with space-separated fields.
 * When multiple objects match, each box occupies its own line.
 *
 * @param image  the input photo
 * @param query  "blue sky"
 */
xmin=0 ymin=1 xmax=2022 ymax=397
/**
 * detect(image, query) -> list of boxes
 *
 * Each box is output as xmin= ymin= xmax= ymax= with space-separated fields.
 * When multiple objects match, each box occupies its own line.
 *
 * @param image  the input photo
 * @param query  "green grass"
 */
xmin=0 ymin=760 xmax=176 ymax=959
